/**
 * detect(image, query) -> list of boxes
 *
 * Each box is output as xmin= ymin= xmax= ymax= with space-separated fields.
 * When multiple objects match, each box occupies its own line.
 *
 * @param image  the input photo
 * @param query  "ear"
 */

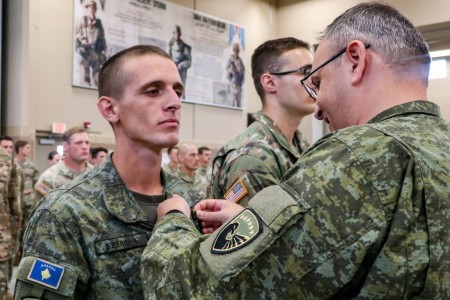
xmin=345 ymin=41 xmax=368 ymax=85
xmin=97 ymin=96 xmax=119 ymax=124
xmin=260 ymin=73 xmax=277 ymax=94
xmin=63 ymin=141 xmax=69 ymax=153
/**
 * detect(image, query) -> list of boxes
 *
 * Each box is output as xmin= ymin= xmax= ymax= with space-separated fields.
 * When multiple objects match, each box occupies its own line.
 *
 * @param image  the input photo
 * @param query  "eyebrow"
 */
xmin=138 ymin=80 xmax=184 ymax=94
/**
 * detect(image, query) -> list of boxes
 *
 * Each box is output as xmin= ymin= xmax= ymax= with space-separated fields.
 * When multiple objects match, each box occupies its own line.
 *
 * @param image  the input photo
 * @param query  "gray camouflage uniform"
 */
xmin=209 ymin=111 xmax=309 ymax=206
xmin=14 ymin=154 xmax=202 ymax=299
xmin=175 ymin=169 xmax=207 ymax=198
xmin=141 ymin=101 xmax=450 ymax=299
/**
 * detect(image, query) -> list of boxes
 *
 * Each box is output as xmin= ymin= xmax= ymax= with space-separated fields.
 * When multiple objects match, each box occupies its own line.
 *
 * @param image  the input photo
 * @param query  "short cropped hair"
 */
xmin=251 ymin=37 xmax=310 ymax=101
xmin=320 ymin=1 xmax=430 ymax=85
xmin=98 ymin=45 xmax=172 ymax=100
xmin=48 ymin=150 xmax=59 ymax=160
xmin=14 ymin=140 xmax=29 ymax=154
xmin=91 ymin=147 xmax=108 ymax=159
xmin=62 ymin=127 xmax=87 ymax=143
xmin=0 ymin=135 xmax=13 ymax=144
xmin=198 ymin=146 xmax=210 ymax=155
xmin=167 ymin=146 xmax=178 ymax=155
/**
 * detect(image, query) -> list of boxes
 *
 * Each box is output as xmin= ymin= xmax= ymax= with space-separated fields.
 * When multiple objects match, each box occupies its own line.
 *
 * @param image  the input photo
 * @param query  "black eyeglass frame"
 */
xmin=301 ymin=43 xmax=371 ymax=100
xmin=269 ymin=65 xmax=312 ymax=76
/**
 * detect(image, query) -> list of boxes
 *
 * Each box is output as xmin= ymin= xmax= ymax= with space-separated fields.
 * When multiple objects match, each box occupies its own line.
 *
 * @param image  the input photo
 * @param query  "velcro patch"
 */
xmin=224 ymin=179 xmax=248 ymax=203
xmin=211 ymin=209 xmax=261 ymax=254
xmin=35 ymin=182 xmax=51 ymax=196
xmin=27 ymin=258 xmax=65 ymax=290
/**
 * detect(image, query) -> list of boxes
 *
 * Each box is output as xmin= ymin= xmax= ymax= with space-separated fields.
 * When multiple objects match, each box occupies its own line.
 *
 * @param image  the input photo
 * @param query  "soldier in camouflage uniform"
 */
xmin=140 ymin=3 xmax=450 ymax=298
xmin=14 ymin=141 xmax=39 ymax=225
xmin=34 ymin=127 xmax=93 ymax=204
xmin=176 ymin=143 xmax=207 ymax=198
xmin=162 ymin=146 xmax=179 ymax=176
xmin=14 ymin=45 xmax=201 ymax=299
xmin=0 ymin=146 xmax=21 ymax=300
xmin=210 ymin=37 xmax=314 ymax=207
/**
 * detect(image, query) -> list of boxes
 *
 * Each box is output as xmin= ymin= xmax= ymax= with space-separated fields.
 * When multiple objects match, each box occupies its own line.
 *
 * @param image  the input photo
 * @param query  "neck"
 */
xmin=262 ymin=107 xmax=302 ymax=145
xmin=113 ymin=144 xmax=164 ymax=195
xmin=180 ymin=165 xmax=195 ymax=177
xmin=64 ymin=157 xmax=86 ymax=173
xmin=16 ymin=154 xmax=26 ymax=163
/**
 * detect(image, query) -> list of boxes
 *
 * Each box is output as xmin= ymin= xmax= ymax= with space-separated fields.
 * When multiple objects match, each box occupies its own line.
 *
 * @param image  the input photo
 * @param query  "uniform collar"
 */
xmin=368 ymin=100 xmax=440 ymax=124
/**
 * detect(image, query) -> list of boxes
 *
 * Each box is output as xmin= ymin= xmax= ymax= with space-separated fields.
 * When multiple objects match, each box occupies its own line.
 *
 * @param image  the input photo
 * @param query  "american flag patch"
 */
xmin=224 ymin=179 xmax=248 ymax=203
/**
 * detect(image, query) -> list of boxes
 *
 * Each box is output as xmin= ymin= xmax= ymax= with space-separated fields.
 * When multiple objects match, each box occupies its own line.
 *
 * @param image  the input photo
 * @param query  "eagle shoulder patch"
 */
xmin=211 ymin=209 xmax=262 ymax=254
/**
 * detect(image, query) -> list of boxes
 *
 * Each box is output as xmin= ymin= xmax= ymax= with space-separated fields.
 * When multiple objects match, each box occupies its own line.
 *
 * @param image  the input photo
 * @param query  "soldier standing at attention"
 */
xmin=14 ymin=45 xmax=201 ymax=299
xmin=210 ymin=37 xmax=314 ymax=207
xmin=14 ymin=140 xmax=40 ymax=266
xmin=142 ymin=2 xmax=450 ymax=298
xmin=162 ymin=146 xmax=179 ymax=176
xmin=0 ymin=146 xmax=21 ymax=300
xmin=34 ymin=127 xmax=93 ymax=203
xmin=176 ymin=143 xmax=206 ymax=198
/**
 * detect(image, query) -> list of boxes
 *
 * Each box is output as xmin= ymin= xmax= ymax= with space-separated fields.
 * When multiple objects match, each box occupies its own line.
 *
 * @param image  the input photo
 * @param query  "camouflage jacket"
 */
xmin=0 ymin=149 xmax=14 ymax=261
xmin=16 ymin=159 xmax=39 ymax=217
xmin=209 ymin=111 xmax=309 ymax=206
xmin=162 ymin=163 xmax=178 ymax=177
xmin=175 ymin=169 xmax=207 ymax=199
xmin=34 ymin=160 xmax=93 ymax=203
xmin=14 ymin=154 xmax=202 ymax=299
xmin=141 ymin=101 xmax=450 ymax=299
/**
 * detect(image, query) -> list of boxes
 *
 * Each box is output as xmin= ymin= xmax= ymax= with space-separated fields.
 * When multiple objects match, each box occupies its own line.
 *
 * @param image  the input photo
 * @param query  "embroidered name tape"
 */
xmin=27 ymin=258 xmax=65 ymax=290
xmin=212 ymin=209 xmax=262 ymax=254
xmin=224 ymin=179 xmax=248 ymax=203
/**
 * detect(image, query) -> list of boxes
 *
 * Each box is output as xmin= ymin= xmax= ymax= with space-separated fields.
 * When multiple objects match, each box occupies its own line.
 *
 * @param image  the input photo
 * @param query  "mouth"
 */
xmin=159 ymin=118 xmax=179 ymax=126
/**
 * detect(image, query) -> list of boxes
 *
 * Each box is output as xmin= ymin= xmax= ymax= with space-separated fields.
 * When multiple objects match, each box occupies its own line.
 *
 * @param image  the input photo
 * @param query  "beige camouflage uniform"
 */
xmin=0 ymin=149 xmax=21 ymax=298
xmin=141 ymin=101 xmax=450 ymax=298
xmin=34 ymin=160 xmax=93 ymax=204
xmin=209 ymin=111 xmax=309 ymax=206
xmin=14 ymin=154 xmax=202 ymax=299
xmin=16 ymin=159 xmax=39 ymax=225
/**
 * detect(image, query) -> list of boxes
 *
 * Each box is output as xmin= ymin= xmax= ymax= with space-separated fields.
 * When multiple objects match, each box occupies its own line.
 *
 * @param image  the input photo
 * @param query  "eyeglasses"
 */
xmin=269 ymin=65 xmax=311 ymax=77
xmin=301 ymin=43 xmax=371 ymax=100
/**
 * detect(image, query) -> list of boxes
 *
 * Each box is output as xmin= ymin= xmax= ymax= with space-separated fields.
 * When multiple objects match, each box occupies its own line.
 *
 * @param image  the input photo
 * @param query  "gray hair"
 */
xmin=320 ymin=2 xmax=430 ymax=84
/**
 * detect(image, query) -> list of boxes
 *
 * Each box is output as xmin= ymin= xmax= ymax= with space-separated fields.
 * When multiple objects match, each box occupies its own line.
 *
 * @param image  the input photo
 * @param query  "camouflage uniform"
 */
xmin=141 ymin=101 xmax=450 ymax=299
xmin=34 ymin=160 xmax=93 ymax=204
xmin=175 ymin=169 xmax=207 ymax=198
xmin=209 ymin=111 xmax=309 ymax=206
xmin=162 ymin=163 xmax=178 ymax=177
xmin=197 ymin=165 xmax=212 ymax=196
xmin=15 ymin=159 xmax=39 ymax=225
xmin=14 ymin=154 xmax=202 ymax=299
xmin=0 ymin=150 xmax=21 ymax=298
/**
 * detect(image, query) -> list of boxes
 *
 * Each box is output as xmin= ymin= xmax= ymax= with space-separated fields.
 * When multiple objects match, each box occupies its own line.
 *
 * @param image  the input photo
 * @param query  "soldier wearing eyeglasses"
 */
xmin=209 ymin=37 xmax=314 ymax=207
xmin=142 ymin=2 xmax=450 ymax=299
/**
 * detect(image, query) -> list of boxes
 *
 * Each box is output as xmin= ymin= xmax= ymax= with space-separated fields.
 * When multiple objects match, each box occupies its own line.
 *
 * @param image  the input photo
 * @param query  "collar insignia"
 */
xmin=211 ymin=209 xmax=261 ymax=254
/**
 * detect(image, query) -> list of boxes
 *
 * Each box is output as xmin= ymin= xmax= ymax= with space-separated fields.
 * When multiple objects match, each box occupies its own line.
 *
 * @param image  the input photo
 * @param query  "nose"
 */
xmin=166 ymin=89 xmax=182 ymax=112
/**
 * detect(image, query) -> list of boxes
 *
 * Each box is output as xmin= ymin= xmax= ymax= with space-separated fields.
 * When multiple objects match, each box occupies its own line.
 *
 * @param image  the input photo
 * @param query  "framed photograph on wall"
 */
xmin=72 ymin=0 xmax=246 ymax=110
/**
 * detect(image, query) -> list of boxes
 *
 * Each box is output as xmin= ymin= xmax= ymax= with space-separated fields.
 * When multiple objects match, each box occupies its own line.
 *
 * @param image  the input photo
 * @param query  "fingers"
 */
xmin=193 ymin=199 xmax=226 ymax=212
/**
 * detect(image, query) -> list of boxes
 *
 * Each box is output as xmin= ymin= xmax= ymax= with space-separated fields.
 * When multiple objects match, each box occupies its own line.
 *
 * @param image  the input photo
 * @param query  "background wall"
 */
xmin=3 ymin=0 xmax=450 ymax=171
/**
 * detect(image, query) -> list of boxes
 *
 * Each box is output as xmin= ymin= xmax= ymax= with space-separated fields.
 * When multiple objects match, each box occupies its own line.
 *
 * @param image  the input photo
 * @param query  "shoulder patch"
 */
xmin=211 ymin=209 xmax=262 ymax=254
xmin=27 ymin=258 xmax=65 ymax=290
xmin=35 ymin=182 xmax=51 ymax=195
xmin=224 ymin=179 xmax=248 ymax=203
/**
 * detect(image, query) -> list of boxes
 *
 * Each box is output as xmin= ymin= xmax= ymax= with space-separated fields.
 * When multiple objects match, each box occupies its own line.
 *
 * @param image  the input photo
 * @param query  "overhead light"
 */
xmin=430 ymin=49 xmax=450 ymax=58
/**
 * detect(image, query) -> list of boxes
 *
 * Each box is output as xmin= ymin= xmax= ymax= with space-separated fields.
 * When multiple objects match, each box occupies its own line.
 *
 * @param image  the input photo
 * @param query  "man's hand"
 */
xmin=193 ymin=199 xmax=244 ymax=234
xmin=157 ymin=194 xmax=191 ymax=220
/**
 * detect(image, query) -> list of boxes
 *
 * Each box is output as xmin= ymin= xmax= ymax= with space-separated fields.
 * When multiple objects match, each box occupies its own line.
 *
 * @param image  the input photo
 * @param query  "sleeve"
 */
xmin=218 ymin=154 xmax=281 ymax=207
xmin=141 ymin=138 xmax=390 ymax=299
xmin=8 ymin=163 xmax=22 ymax=234
xmin=14 ymin=208 xmax=89 ymax=299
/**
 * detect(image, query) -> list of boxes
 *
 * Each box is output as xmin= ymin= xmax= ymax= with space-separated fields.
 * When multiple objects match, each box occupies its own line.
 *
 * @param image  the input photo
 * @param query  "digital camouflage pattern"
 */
xmin=34 ymin=160 xmax=93 ymax=203
xmin=16 ymin=159 xmax=39 ymax=225
xmin=15 ymin=154 xmax=202 ymax=299
xmin=175 ymin=169 xmax=207 ymax=198
xmin=162 ymin=163 xmax=178 ymax=177
xmin=141 ymin=101 xmax=450 ymax=299
xmin=209 ymin=111 xmax=309 ymax=206
xmin=0 ymin=149 xmax=21 ymax=296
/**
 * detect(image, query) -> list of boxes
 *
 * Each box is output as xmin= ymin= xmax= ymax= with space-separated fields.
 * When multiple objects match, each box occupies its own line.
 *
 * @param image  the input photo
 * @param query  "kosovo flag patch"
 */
xmin=27 ymin=258 xmax=65 ymax=290
xmin=211 ymin=209 xmax=262 ymax=254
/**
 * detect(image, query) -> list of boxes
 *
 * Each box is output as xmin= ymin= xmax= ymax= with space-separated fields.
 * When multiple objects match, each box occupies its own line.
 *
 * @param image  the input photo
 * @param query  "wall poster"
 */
xmin=73 ymin=0 xmax=246 ymax=109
